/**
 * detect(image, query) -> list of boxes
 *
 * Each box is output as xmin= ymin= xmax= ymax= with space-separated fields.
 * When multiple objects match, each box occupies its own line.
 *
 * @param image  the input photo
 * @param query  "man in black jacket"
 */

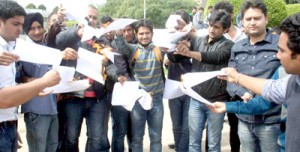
xmin=55 ymin=5 xmax=111 ymax=152
xmin=176 ymin=10 xmax=234 ymax=151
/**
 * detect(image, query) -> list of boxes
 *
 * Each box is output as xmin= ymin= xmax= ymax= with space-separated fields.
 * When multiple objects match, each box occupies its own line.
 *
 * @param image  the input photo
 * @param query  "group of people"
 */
xmin=0 ymin=0 xmax=300 ymax=152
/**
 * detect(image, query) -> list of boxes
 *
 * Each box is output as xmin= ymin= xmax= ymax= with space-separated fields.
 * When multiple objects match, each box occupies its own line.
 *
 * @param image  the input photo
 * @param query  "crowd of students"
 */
xmin=0 ymin=0 xmax=300 ymax=152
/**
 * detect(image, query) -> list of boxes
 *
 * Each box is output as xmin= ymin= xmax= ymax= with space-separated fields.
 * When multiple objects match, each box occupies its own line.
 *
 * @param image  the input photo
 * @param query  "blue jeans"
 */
xmin=108 ymin=91 xmax=132 ymax=152
xmin=24 ymin=113 xmax=58 ymax=152
xmin=111 ymin=105 xmax=132 ymax=152
xmin=63 ymin=97 xmax=109 ymax=152
xmin=169 ymin=95 xmax=190 ymax=152
xmin=131 ymin=94 xmax=164 ymax=152
xmin=0 ymin=121 xmax=18 ymax=152
xmin=238 ymin=120 xmax=280 ymax=152
xmin=189 ymin=99 xmax=225 ymax=152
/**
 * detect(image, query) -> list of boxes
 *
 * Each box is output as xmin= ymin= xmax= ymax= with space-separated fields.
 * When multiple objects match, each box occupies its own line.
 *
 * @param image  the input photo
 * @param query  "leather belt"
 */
xmin=0 ymin=120 xmax=17 ymax=127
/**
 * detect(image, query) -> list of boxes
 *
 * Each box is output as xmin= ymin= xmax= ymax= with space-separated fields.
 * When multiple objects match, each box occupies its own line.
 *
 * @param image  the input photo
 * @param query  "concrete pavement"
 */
xmin=17 ymin=100 xmax=231 ymax=152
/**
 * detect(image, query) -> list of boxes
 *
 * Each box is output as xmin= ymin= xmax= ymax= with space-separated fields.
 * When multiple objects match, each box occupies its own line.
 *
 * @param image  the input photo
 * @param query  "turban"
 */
xmin=23 ymin=12 xmax=44 ymax=34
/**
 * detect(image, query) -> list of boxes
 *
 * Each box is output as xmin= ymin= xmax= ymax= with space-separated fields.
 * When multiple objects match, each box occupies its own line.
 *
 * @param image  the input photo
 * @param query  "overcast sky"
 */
xmin=16 ymin=0 xmax=106 ymax=12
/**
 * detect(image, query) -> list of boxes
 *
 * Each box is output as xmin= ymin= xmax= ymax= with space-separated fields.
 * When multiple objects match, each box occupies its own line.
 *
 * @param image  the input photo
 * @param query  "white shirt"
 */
xmin=0 ymin=36 xmax=18 ymax=122
xmin=224 ymin=26 xmax=247 ymax=43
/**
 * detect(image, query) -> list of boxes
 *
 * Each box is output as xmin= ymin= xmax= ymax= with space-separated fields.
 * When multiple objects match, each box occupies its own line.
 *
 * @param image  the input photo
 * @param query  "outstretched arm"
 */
xmin=0 ymin=70 xmax=60 ymax=108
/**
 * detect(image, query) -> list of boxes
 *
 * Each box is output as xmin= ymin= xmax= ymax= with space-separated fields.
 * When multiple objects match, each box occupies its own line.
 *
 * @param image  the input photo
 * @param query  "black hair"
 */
xmin=101 ymin=15 xmax=113 ymax=24
xmin=279 ymin=13 xmax=300 ymax=55
xmin=214 ymin=1 xmax=233 ymax=14
xmin=198 ymin=7 xmax=204 ymax=11
xmin=208 ymin=10 xmax=231 ymax=30
xmin=241 ymin=0 xmax=267 ymax=19
xmin=0 ymin=0 xmax=26 ymax=21
xmin=134 ymin=19 xmax=153 ymax=34
xmin=175 ymin=10 xmax=190 ymax=24
xmin=208 ymin=6 xmax=213 ymax=9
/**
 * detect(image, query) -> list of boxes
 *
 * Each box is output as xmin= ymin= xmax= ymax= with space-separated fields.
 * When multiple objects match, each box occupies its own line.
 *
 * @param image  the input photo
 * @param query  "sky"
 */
xmin=16 ymin=0 xmax=107 ymax=12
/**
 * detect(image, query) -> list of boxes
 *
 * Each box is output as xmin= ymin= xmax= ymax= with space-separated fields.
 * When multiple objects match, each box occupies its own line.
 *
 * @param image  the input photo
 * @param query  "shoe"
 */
xmin=168 ymin=143 xmax=175 ymax=149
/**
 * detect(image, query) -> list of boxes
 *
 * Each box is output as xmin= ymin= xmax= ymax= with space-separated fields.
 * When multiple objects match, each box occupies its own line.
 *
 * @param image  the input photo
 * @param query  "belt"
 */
xmin=0 ymin=120 xmax=17 ymax=127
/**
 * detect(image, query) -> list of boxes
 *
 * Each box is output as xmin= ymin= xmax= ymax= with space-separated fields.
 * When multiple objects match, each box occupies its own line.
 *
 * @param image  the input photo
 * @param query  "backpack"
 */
xmin=131 ymin=46 xmax=165 ymax=82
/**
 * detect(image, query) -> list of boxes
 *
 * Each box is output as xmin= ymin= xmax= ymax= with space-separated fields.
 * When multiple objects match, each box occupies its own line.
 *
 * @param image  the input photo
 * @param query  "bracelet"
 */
xmin=236 ymin=73 xmax=241 ymax=85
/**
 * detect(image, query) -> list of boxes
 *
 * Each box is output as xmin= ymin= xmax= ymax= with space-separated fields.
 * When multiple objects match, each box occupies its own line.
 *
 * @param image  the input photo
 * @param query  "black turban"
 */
xmin=23 ymin=12 xmax=44 ymax=34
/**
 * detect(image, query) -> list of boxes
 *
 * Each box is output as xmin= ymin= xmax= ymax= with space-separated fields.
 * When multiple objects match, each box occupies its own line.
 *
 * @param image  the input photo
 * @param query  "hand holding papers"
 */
xmin=163 ymin=71 xmax=227 ymax=105
xmin=44 ymin=66 xmax=90 ymax=94
xmin=13 ymin=39 xmax=62 ymax=66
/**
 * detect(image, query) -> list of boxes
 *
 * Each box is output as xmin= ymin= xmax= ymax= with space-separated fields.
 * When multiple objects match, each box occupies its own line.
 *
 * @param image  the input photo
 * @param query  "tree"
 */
xmin=26 ymin=3 xmax=36 ymax=9
xmin=38 ymin=4 xmax=47 ymax=10
xmin=205 ymin=0 xmax=287 ymax=27
xmin=99 ymin=0 xmax=197 ymax=28
xmin=284 ymin=0 xmax=299 ymax=4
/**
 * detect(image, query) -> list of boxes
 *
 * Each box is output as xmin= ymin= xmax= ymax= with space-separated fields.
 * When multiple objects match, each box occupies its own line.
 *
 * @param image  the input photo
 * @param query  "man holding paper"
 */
xmin=176 ymin=10 xmax=234 ymax=151
xmin=55 ymin=5 xmax=110 ymax=151
xmin=0 ymin=1 xmax=61 ymax=151
xmin=114 ymin=19 xmax=166 ymax=152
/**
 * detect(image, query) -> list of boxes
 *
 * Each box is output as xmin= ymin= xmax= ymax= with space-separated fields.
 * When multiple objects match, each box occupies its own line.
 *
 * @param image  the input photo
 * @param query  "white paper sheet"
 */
xmin=111 ymin=81 xmax=142 ymax=111
xmin=102 ymin=18 xmax=138 ymax=35
xmin=63 ymin=4 xmax=88 ymax=25
xmin=44 ymin=79 xmax=90 ymax=94
xmin=81 ymin=25 xmax=103 ymax=41
xmin=179 ymin=82 xmax=213 ymax=106
xmin=165 ymin=15 xmax=182 ymax=29
xmin=164 ymin=70 xmax=227 ymax=104
xmin=111 ymin=81 xmax=154 ymax=111
xmin=163 ymin=79 xmax=185 ymax=99
xmin=182 ymin=71 xmax=225 ymax=87
xmin=13 ymin=39 xmax=62 ymax=66
xmin=76 ymin=47 xmax=104 ymax=84
xmin=137 ymin=89 xmax=153 ymax=110
xmin=102 ymin=48 xmax=121 ymax=64
xmin=52 ymin=66 xmax=75 ymax=82
xmin=152 ymin=27 xmax=190 ymax=51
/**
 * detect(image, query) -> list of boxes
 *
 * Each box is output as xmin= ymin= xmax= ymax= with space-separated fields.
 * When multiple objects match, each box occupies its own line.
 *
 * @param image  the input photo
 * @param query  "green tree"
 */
xmin=26 ymin=3 xmax=36 ymax=9
xmin=99 ymin=0 xmax=197 ymax=28
xmin=286 ymin=3 xmax=300 ymax=16
xmin=38 ymin=4 xmax=47 ymax=10
xmin=205 ymin=0 xmax=287 ymax=27
xmin=284 ymin=0 xmax=299 ymax=4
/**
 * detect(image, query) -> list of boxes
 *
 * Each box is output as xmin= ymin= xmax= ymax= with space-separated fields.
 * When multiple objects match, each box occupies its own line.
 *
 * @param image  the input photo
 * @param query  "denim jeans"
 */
xmin=169 ymin=95 xmax=190 ymax=152
xmin=108 ymin=91 xmax=132 ymax=152
xmin=63 ymin=97 xmax=110 ymax=152
xmin=24 ymin=113 xmax=58 ymax=152
xmin=238 ymin=120 xmax=280 ymax=152
xmin=188 ymin=99 xmax=225 ymax=152
xmin=111 ymin=105 xmax=132 ymax=152
xmin=131 ymin=94 xmax=164 ymax=152
xmin=0 ymin=121 xmax=18 ymax=152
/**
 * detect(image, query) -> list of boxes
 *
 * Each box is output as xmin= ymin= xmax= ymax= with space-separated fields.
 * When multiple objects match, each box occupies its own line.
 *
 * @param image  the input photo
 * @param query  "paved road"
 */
xmin=18 ymin=100 xmax=231 ymax=152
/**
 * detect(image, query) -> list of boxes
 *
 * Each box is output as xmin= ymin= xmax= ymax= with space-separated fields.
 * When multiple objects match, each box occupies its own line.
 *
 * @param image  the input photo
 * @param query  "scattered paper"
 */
xmin=13 ymin=39 xmax=62 ymax=66
xmin=76 ymin=47 xmax=104 ymax=84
